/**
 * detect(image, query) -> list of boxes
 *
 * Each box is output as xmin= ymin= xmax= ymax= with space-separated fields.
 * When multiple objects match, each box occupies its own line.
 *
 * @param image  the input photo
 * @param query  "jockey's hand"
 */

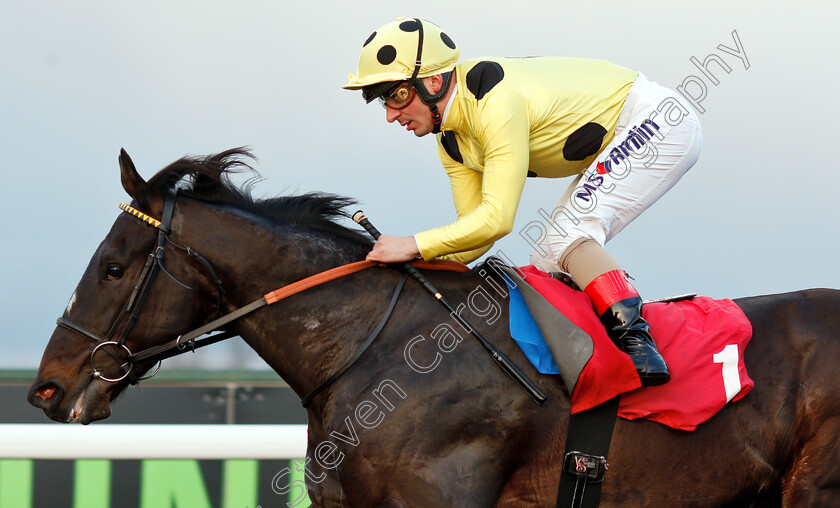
xmin=366 ymin=235 xmax=421 ymax=263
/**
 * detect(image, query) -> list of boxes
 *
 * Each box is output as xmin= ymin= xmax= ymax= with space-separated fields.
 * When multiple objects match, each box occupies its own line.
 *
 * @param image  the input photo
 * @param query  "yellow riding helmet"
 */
xmin=344 ymin=17 xmax=459 ymax=102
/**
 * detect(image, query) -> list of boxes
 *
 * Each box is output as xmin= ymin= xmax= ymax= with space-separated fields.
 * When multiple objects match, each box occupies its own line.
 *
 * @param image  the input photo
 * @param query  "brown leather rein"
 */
xmin=129 ymin=258 xmax=467 ymax=366
xmin=56 ymin=190 xmax=468 ymax=407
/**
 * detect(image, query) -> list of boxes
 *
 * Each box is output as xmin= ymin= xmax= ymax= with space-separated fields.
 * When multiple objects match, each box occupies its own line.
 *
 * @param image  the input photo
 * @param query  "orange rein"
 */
xmin=263 ymin=259 xmax=470 ymax=305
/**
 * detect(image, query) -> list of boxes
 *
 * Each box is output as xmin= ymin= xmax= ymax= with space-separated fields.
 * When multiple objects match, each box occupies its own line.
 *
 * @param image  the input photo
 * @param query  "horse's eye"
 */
xmin=106 ymin=265 xmax=124 ymax=280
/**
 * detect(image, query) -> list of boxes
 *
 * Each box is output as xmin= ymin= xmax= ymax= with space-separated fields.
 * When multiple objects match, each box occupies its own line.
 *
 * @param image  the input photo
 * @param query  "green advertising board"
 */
xmin=0 ymin=459 xmax=310 ymax=508
xmin=1 ymin=370 xmax=312 ymax=508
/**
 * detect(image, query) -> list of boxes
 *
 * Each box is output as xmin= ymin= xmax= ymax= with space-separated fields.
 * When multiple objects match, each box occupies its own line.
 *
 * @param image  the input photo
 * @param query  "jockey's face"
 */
xmin=384 ymin=75 xmax=446 ymax=138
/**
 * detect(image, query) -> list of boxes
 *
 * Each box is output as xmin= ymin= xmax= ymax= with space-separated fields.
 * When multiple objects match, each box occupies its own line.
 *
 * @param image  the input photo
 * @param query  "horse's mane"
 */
xmin=145 ymin=148 xmax=372 ymax=247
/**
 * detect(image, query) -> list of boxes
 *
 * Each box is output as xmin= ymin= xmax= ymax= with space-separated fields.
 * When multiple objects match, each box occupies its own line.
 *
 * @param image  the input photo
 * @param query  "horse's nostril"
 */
xmin=34 ymin=383 xmax=58 ymax=400
xmin=28 ymin=381 xmax=64 ymax=412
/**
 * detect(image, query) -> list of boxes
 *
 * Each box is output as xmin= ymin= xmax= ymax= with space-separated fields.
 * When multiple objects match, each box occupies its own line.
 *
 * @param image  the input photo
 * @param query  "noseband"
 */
xmin=56 ymin=190 xmax=224 ymax=384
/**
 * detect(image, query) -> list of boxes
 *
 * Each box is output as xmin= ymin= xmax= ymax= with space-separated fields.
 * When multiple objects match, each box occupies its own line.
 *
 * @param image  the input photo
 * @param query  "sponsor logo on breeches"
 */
xmin=574 ymin=118 xmax=661 ymax=205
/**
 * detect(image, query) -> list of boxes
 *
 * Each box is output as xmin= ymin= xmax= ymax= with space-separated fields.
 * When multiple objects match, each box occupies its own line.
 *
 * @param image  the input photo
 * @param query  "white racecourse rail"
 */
xmin=0 ymin=424 xmax=308 ymax=459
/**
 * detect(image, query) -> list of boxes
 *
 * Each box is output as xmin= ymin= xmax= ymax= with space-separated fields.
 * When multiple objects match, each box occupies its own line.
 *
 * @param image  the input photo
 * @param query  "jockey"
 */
xmin=344 ymin=18 xmax=702 ymax=387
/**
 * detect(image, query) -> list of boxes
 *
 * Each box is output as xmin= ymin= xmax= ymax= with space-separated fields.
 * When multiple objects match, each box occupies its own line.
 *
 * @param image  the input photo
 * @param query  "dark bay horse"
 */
xmin=28 ymin=149 xmax=840 ymax=506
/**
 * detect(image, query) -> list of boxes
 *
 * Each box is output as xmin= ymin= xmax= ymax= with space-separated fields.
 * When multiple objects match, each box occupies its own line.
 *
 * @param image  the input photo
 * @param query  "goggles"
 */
xmin=378 ymin=82 xmax=415 ymax=109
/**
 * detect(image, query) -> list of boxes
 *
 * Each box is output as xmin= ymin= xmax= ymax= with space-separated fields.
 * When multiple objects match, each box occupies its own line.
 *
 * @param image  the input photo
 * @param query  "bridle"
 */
xmin=56 ymin=190 xmax=225 ymax=384
xmin=53 ymin=190 xmax=461 ymax=406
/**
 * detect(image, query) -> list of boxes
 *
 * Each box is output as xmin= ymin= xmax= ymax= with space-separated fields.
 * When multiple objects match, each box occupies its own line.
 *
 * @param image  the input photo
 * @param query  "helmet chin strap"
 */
xmin=405 ymin=18 xmax=453 ymax=134
xmin=414 ymin=72 xmax=453 ymax=134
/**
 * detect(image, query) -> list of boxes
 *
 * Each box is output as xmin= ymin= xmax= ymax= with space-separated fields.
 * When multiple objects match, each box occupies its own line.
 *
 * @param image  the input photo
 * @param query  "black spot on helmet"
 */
xmin=399 ymin=20 xmax=420 ymax=32
xmin=344 ymin=18 xmax=460 ymax=93
xmin=377 ymin=45 xmax=397 ymax=65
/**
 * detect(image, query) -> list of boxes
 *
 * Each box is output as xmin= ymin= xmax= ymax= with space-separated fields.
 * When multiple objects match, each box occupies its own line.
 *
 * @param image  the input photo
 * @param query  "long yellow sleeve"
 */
xmin=416 ymin=92 xmax=530 ymax=261
xmin=414 ymin=57 xmax=637 ymax=263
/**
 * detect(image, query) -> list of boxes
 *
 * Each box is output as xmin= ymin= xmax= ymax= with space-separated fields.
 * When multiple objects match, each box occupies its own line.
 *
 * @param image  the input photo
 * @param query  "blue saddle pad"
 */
xmin=506 ymin=278 xmax=561 ymax=375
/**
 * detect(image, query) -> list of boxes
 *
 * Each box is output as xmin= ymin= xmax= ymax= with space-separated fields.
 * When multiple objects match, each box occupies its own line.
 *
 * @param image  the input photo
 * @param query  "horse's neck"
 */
xmin=181 ymin=202 xmax=364 ymax=295
xmin=178 ymin=202 xmax=381 ymax=399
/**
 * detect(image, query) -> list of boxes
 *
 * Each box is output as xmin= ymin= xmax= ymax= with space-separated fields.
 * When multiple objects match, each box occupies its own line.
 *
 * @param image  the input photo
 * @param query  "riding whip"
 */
xmin=352 ymin=211 xmax=547 ymax=405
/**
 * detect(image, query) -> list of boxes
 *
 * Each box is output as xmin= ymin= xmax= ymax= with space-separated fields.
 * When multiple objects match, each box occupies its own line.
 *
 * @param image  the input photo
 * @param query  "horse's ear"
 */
xmin=119 ymin=148 xmax=157 ymax=211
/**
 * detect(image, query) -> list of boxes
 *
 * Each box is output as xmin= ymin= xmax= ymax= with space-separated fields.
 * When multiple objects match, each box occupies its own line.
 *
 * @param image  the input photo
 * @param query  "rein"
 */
xmin=129 ymin=258 xmax=408 ymax=407
xmin=128 ymin=258 xmax=389 ymax=364
xmin=56 ymin=192 xmax=465 ymax=406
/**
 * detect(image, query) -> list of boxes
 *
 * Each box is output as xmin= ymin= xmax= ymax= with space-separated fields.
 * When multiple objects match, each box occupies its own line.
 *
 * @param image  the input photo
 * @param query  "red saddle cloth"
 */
xmin=519 ymin=266 xmax=754 ymax=431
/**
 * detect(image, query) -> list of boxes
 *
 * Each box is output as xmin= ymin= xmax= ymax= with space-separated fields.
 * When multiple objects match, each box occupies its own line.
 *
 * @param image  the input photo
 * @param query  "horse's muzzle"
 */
xmin=27 ymin=377 xmax=113 ymax=424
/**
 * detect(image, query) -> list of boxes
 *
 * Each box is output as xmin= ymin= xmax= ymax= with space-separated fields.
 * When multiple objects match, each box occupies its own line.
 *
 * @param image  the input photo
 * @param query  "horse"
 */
xmin=28 ymin=149 xmax=840 ymax=507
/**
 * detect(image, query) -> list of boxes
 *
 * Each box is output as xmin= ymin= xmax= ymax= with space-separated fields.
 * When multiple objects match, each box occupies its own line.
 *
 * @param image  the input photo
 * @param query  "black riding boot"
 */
xmin=599 ymin=297 xmax=670 ymax=386
xmin=584 ymin=270 xmax=670 ymax=387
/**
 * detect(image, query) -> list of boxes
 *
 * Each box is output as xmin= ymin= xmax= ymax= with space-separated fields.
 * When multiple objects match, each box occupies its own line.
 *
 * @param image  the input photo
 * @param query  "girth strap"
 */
xmin=556 ymin=397 xmax=620 ymax=508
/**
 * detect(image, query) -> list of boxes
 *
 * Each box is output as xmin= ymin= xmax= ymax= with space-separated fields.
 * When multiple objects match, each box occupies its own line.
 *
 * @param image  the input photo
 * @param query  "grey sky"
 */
xmin=2 ymin=1 xmax=838 ymax=369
